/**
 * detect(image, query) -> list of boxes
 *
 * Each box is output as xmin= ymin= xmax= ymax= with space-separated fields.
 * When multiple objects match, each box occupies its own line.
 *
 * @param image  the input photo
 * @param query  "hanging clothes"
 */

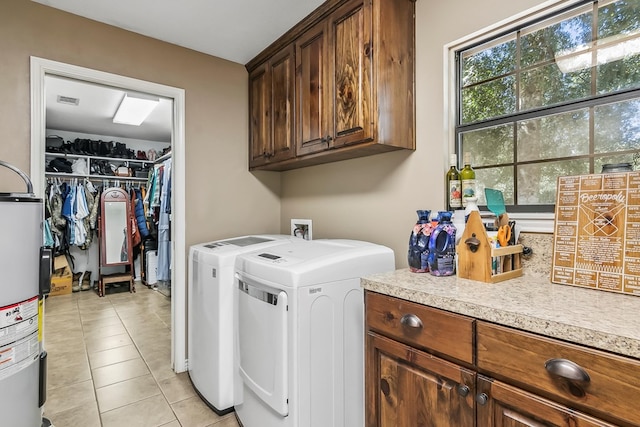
xmin=156 ymin=158 xmax=172 ymax=282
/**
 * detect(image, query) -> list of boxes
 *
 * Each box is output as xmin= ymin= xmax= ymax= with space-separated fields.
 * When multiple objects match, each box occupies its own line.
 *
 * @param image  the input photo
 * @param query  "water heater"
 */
xmin=0 ymin=160 xmax=51 ymax=427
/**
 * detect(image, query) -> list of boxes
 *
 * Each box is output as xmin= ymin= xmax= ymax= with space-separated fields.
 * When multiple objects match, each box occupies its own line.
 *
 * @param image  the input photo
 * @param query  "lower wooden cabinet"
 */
xmin=366 ymin=331 xmax=475 ymax=427
xmin=476 ymin=376 xmax=616 ymax=427
xmin=365 ymin=291 xmax=640 ymax=427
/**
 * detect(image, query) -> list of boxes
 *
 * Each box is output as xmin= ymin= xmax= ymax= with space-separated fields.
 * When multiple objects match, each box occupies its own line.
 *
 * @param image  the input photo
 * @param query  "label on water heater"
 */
xmin=0 ymin=330 xmax=39 ymax=381
xmin=0 ymin=296 xmax=39 ymax=348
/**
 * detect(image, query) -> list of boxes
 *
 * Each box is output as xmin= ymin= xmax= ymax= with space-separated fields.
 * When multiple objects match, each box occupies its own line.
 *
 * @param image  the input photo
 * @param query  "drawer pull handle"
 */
xmin=400 ymin=313 xmax=423 ymax=329
xmin=544 ymin=358 xmax=591 ymax=384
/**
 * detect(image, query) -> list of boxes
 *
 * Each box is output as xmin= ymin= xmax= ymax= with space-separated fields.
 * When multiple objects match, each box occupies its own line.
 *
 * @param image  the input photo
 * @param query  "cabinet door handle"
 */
xmin=457 ymin=384 xmax=470 ymax=397
xmin=544 ymin=358 xmax=591 ymax=384
xmin=321 ymin=135 xmax=333 ymax=143
xmin=476 ymin=393 xmax=488 ymax=405
xmin=400 ymin=313 xmax=423 ymax=329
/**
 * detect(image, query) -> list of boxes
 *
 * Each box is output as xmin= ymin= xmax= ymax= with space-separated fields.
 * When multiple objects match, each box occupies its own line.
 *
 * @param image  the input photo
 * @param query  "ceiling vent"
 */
xmin=57 ymin=95 xmax=79 ymax=106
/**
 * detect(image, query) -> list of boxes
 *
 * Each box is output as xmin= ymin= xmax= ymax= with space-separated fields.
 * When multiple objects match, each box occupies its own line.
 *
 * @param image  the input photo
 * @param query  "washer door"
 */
xmin=237 ymin=278 xmax=288 ymax=416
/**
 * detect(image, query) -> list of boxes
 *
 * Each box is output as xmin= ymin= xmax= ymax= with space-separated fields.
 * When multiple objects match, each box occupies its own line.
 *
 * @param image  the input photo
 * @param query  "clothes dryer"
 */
xmin=188 ymin=235 xmax=291 ymax=414
xmin=234 ymin=239 xmax=395 ymax=427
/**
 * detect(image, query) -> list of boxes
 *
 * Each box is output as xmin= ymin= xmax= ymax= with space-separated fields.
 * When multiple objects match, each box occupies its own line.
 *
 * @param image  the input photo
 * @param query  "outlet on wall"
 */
xmin=291 ymin=219 xmax=313 ymax=240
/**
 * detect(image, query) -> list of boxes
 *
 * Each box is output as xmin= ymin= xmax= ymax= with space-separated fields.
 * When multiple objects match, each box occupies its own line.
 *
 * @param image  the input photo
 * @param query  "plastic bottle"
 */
xmin=427 ymin=211 xmax=456 ymax=276
xmin=408 ymin=210 xmax=432 ymax=273
xmin=446 ymin=154 xmax=462 ymax=211
xmin=460 ymin=152 xmax=476 ymax=208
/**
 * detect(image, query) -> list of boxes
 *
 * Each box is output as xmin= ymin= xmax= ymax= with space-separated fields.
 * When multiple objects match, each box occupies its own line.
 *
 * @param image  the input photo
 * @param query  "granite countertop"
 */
xmin=361 ymin=269 xmax=640 ymax=359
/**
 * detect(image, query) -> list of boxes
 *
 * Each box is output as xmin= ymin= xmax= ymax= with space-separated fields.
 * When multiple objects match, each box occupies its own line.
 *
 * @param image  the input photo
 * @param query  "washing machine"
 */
xmin=234 ymin=239 xmax=395 ymax=427
xmin=188 ymin=234 xmax=292 ymax=414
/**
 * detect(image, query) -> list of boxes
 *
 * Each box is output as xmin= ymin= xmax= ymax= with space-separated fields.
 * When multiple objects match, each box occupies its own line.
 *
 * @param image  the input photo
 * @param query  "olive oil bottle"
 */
xmin=446 ymin=154 xmax=461 ymax=210
xmin=460 ymin=152 xmax=476 ymax=208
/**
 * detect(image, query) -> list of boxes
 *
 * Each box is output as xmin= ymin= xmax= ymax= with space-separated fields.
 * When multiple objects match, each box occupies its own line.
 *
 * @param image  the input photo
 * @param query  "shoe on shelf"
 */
xmin=72 ymin=272 xmax=82 ymax=293
xmin=81 ymin=271 xmax=92 ymax=291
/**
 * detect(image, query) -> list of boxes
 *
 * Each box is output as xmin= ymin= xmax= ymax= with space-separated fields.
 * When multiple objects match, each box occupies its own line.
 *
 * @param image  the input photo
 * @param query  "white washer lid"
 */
xmin=235 ymin=239 xmax=395 ymax=288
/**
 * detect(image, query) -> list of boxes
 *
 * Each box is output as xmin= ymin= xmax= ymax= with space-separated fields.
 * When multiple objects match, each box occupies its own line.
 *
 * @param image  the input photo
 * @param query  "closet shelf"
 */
xmin=45 ymin=172 xmax=148 ymax=182
xmin=45 ymin=151 xmax=153 ymax=164
xmin=154 ymin=151 xmax=172 ymax=163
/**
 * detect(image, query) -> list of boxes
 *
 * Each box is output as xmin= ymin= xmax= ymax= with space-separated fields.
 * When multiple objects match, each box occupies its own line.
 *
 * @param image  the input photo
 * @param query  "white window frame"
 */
xmin=443 ymin=0 xmax=586 ymax=233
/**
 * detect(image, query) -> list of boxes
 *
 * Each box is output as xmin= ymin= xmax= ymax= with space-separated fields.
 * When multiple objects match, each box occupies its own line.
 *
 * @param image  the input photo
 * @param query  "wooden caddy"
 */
xmin=457 ymin=211 xmax=523 ymax=283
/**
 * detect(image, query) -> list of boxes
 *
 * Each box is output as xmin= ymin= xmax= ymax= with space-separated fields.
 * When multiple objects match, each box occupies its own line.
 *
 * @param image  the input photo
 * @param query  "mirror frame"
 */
xmin=100 ymin=187 xmax=133 ymax=267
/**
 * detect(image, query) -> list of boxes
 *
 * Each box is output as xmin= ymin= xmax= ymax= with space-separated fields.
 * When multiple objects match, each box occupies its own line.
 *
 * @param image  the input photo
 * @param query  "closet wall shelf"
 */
xmin=45 ymin=152 xmax=154 ymax=164
xmin=45 ymin=172 xmax=148 ymax=183
xmin=154 ymin=152 xmax=172 ymax=164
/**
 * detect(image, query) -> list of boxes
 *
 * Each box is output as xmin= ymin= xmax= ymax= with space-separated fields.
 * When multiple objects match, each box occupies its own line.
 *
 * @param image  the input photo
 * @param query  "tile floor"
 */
xmin=43 ymin=285 xmax=241 ymax=427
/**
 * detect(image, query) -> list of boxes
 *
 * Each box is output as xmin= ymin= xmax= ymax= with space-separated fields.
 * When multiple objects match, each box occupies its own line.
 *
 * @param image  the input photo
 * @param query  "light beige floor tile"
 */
xmin=82 ymin=315 xmax=124 ymax=330
xmin=92 ymin=357 xmax=150 ymax=388
xmin=84 ymin=321 xmax=128 ymax=339
xmin=172 ymin=395 xmax=224 ymax=427
xmin=159 ymin=421 xmax=182 ymax=427
xmin=78 ymin=301 xmax=116 ymax=313
xmin=96 ymin=374 xmax=162 ymax=413
xmin=47 ymin=348 xmax=89 ymax=370
xmin=85 ymin=332 xmax=134 ymax=354
xmin=46 ymin=400 xmax=101 ymax=427
xmin=79 ymin=308 xmax=120 ymax=322
xmin=158 ymin=371 xmax=196 ymax=404
xmin=45 ymin=342 xmax=87 ymax=362
xmin=89 ymin=343 xmax=141 ymax=369
xmin=207 ymin=414 xmax=241 ymax=427
xmin=47 ymin=356 xmax=92 ymax=390
xmin=100 ymin=394 xmax=176 ymax=427
xmin=147 ymin=356 xmax=176 ymax=382
xmin=45 ymin=379 xmax=95 ymax=415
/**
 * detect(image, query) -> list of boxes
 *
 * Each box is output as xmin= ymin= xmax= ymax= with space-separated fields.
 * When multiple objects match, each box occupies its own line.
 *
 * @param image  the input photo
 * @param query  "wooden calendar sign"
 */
xmin=552 ymin=171 xmax=640 ymax=296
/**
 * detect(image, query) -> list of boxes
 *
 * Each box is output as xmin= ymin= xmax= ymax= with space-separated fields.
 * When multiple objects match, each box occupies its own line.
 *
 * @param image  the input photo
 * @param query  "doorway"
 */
xmin=30 ymin=57 xmax=188 ymax=373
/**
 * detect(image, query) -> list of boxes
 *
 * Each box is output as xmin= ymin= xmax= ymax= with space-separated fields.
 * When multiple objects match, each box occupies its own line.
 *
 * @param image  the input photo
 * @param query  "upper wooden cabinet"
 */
xmin=246 ymin=0 xmax=415 ymax=171
xmin=248 ymin=45 xmax=296 ymax=168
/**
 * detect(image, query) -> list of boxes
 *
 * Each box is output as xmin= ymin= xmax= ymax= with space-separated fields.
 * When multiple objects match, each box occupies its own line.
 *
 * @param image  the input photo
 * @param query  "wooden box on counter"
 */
xmin=457 ymin=211 xmax=523 ymax=283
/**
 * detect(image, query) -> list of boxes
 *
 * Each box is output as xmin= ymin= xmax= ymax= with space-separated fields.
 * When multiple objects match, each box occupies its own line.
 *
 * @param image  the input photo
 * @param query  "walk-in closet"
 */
xmin=42 ymin=75 xmax=174 ymax=298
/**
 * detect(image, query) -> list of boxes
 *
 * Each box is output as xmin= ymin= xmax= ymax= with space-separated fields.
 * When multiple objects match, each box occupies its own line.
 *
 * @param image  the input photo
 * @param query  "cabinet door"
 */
xmin=249 ymin=47 xmax=295 ymax=169
xmin=249 ymin=63 xmax=271 ymax=168
xmin=366 ymin=331 xmax=475 ymax=427
xmin=269 ymin=45 xmax=295 ymax=163
xmin=328 ymin=0 xmax=373 ymax=149
xmin=296 ymin=20 xmax=331 ymax=156
xmin=476 ymin=376 xmax=617 ymax=427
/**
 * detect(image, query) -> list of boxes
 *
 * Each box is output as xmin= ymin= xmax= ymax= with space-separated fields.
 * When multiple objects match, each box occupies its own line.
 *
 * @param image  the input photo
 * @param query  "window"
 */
xmin=455 ymin=0 xmax=640 ymax=212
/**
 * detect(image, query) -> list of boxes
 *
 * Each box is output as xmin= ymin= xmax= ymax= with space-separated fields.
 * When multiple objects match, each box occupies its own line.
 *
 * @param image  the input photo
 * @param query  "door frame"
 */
xmin=30 ymin=56 xmax=188 ymax=372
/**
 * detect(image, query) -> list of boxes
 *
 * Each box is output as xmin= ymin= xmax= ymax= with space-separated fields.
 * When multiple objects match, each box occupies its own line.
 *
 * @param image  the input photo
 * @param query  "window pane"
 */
xmin=461 ymin=76 xmax=516 ymax=123
xmin=518 ymin=109 xmax=589 ymax=161
xmin=594 ymin=99 xmax=640 ymax=152
xmin=521 ymin=9 xmax=592 ymax=69
xmin=520 ymin=63 xmax=591 ymax=110
xmin=598 ymin=0 xmax=640 ymax=40
xmin=517 ymin=159 xmax=589 ymax=205
xmin=475 ymin=166 xmax=515 ymax=205
xmin=597 ymin=50 xmax=640 ymax=93
xmin=460 ymin=124 xmax=514 ymax=167
xmin=461 ymin=36 xmax=516 ymax=86
xmin=596 ymin=0 xmax=640 ymax=92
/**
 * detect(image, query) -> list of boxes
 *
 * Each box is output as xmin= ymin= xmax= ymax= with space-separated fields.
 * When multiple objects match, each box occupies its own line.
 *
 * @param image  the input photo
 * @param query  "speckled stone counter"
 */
xmin=361 ymin=269 xmax=640 ymax=359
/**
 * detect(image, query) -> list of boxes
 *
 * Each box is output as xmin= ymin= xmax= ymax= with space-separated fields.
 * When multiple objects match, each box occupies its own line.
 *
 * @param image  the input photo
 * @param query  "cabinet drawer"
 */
xmin=365 ymin=292 xmax=474 ymax=364
xmin=477 ymin=321 xmax=640 ymax=427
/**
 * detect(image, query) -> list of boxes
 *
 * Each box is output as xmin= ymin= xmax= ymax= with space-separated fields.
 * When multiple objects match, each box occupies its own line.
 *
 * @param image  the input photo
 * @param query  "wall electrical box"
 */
xmin=291 ymin=219 xmax=312 ymax=240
